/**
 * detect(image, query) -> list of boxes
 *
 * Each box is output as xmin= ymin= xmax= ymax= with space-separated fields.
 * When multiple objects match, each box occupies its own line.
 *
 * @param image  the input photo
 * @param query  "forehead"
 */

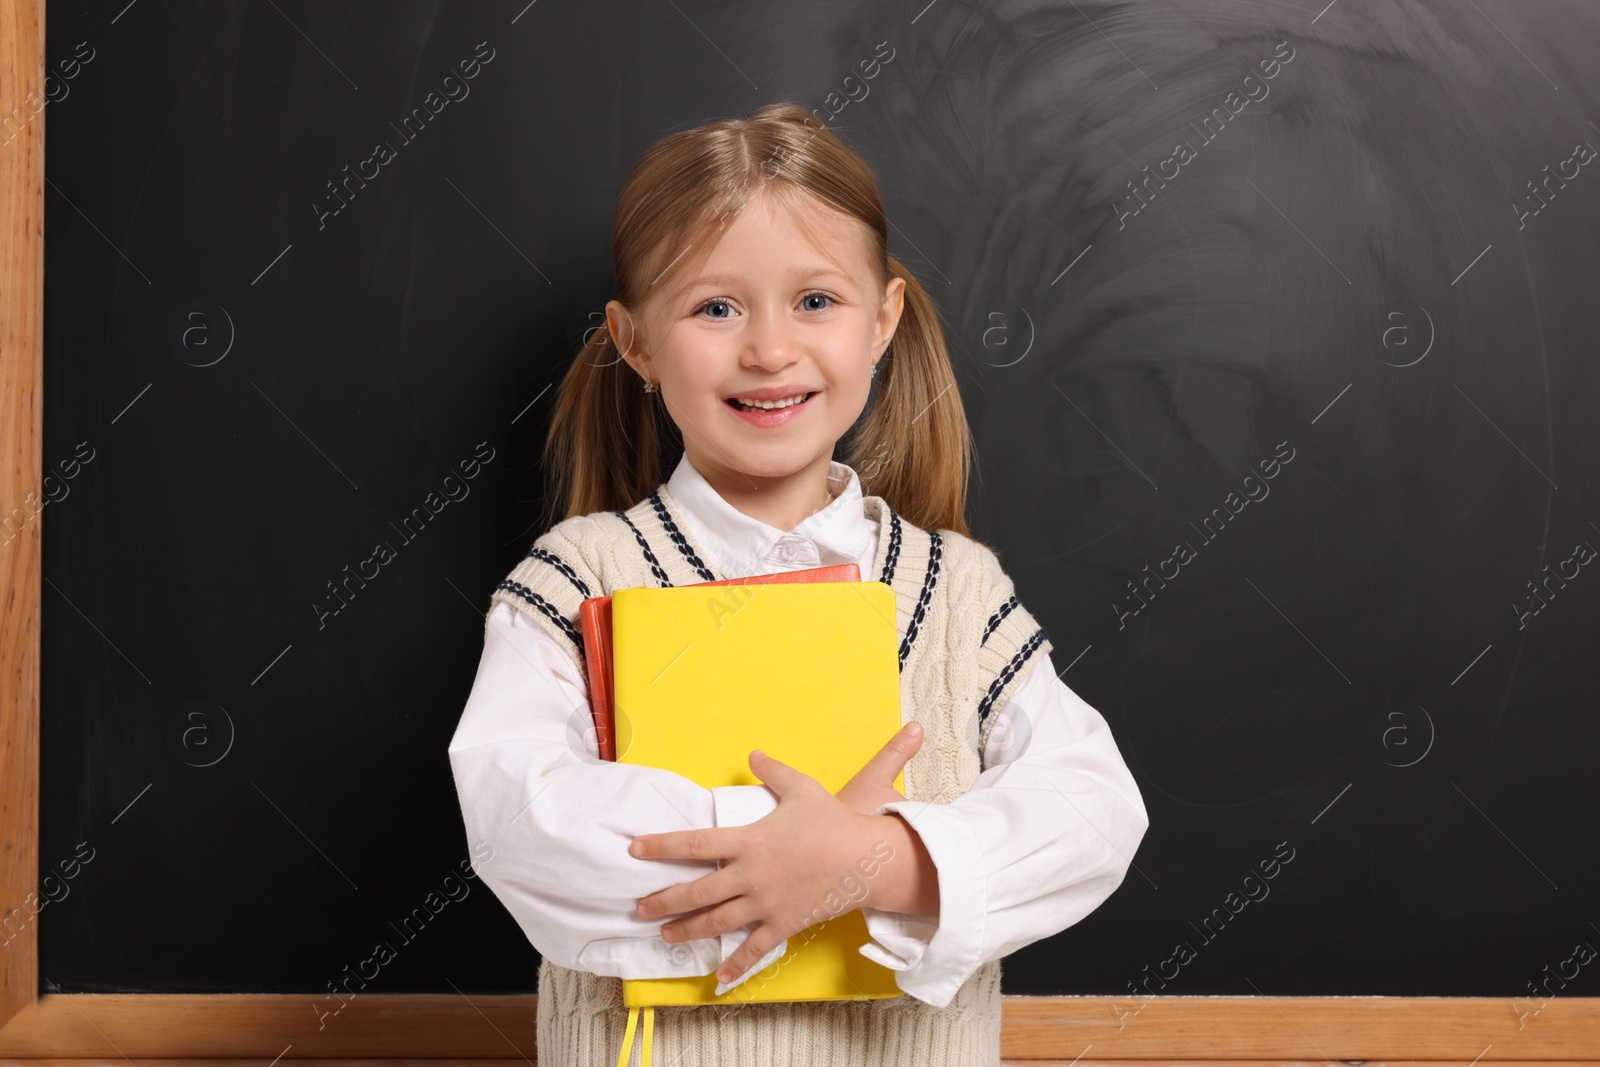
xmin=653 ymin=188 xmax=877 ymax=298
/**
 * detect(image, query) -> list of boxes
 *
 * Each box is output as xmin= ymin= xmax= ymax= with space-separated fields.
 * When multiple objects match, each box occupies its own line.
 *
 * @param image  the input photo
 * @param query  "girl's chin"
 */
xmin=695 ymin=443 xmax=831 ymax=478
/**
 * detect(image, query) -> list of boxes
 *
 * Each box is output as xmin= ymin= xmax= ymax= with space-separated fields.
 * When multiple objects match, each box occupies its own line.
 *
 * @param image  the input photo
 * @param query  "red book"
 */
xmin=577 ymin=564 xmax=861 ymax=761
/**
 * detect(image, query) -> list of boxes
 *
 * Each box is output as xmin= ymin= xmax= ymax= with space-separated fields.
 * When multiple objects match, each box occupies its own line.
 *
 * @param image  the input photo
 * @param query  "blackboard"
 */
xmin=38 ymin=0 xmax=1600 ymax=1009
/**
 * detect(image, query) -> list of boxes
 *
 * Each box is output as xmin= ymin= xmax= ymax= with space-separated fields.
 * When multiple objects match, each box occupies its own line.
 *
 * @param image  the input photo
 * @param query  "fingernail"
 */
xmin=629 ymin=839 xmax=642 ymax=856
xmin=716 ymin=967 xmax=733 ymax=983
xmin=751 ymin=749 xmax=764 ymax=759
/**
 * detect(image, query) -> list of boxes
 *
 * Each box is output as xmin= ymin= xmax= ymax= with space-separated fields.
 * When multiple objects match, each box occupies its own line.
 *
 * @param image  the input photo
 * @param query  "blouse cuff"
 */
xmin=864 ymin=799 xmax=987 ymax=1008
xmin=859 ymin=908 xmax=938 ymax=969
xmin=576 ymin=933 xmax=721 ymax=979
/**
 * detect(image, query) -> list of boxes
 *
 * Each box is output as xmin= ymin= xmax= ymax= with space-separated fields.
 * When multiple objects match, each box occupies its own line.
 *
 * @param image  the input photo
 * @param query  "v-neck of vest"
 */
xmin=642 ymin=482 xmax=918 ymax=595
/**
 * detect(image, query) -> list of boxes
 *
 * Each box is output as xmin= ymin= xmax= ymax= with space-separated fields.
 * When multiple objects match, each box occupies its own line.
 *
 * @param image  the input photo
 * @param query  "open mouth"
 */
xmin=725 ymin=392 xmax=816 ymax=413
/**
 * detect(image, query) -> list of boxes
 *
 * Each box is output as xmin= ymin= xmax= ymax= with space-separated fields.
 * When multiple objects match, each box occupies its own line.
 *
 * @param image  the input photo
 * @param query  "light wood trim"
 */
xmin=0 ymin=0 xmax=44 ymax=1035
xmin=0 ymin=995 xmax=1598 ymax=1059
xmin=3 ymin=0 xmax=1600 ymax=1061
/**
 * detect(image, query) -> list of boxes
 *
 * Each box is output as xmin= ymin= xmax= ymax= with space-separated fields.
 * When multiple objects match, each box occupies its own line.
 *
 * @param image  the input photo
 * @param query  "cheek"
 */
xmin=659 ymin=335 xmax=725 ymax=394
xmin=824 ymin=327 xmax=875 ymax=381
xmin=822 ymin=355 xmax=875 ymax=414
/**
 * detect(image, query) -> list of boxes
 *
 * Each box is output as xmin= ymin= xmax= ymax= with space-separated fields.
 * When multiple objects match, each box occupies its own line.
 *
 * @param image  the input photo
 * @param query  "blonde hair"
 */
xmin=538 ymin=101 xmax=977 ymax=537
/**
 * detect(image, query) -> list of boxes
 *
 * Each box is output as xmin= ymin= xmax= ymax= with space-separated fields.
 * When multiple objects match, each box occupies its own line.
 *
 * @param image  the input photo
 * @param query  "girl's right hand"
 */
xmin=834 ymin=721 xmax=924 ymax=815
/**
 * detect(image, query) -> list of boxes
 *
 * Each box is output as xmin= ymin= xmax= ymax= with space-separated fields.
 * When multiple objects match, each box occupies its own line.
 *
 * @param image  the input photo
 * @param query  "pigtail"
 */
xmin=537 ymin=326 xmax=679 ymax=531
xmin=843 ymin=255 xmax=975 ymax=538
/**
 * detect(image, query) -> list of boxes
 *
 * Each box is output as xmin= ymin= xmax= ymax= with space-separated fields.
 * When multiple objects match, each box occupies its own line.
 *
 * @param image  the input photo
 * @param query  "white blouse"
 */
xmin=448 ymin=456 xmax=1149 ymax=1008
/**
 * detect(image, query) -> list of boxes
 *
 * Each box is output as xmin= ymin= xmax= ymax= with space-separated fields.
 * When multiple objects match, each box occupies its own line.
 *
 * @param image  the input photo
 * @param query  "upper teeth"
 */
xmin=736 ymin=394 xmax=809 ymax=409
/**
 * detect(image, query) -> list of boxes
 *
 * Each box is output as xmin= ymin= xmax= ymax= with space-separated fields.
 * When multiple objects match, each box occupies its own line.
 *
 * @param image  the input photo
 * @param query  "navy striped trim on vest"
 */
xmin=897 ymin=529 xmax=942 ymax=671
xmin=648 ymin=490 xmax=717 ymax=582
xmin=981 ymin=595 xmax=1019 ymax=646
xmin=877 ymin=505 xmax=904 ymax=586
xmin=495 ymin=579 xmax=582 ymax=647
xmin=614 ymin=509 xmax=674 ymax=587
xmin=976 ymin=627 xmax=1050 ymax=725
xmin=525 ymin=547 xmax=592 ymax=600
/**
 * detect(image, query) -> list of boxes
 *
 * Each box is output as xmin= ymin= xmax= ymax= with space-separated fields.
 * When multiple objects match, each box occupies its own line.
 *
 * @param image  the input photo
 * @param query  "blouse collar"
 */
xmin=664 ymin=453 xmax=875 ymax=577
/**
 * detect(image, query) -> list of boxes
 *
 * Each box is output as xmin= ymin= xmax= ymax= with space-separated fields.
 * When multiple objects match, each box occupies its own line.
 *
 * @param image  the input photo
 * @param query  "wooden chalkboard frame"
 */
xmin=2 ymin=0 xmax=1598 ymax=1060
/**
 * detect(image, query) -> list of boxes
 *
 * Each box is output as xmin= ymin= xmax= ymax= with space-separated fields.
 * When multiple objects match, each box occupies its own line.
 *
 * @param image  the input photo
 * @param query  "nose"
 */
xmin=742 ymin=304 xmax=799 ymax=370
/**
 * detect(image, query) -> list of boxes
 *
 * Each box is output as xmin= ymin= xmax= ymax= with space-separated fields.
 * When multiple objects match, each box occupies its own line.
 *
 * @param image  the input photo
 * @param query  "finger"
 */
xmin=841 ymin=721 xmax=922 ymax=792
xmin=631 ymin=826 xmax=734 ymax=863
xmin=639 ymin=865 xmax=739 ymax=924
xmin=718 ymin=923 xmax=788 ymax=985
xmin=661 ymin=892 xmax=756 ymax=946
xmin=747 ymin=750 xmax=818 ymax=798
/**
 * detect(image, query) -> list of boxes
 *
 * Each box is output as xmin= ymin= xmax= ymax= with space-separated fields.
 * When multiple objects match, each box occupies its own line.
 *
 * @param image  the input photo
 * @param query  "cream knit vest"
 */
xmin=487 ymin=483 xmax=1053 ymax=1067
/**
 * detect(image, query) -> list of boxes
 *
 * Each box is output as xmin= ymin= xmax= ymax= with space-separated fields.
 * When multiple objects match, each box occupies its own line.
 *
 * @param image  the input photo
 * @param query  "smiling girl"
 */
xmin=449 ymin=102 xmax=1148 ymax=1067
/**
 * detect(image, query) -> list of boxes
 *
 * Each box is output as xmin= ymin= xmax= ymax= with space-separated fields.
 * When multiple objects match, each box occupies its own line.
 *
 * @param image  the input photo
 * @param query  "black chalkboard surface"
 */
xmin=41 ymin=0 xmax=1600 ymax=1004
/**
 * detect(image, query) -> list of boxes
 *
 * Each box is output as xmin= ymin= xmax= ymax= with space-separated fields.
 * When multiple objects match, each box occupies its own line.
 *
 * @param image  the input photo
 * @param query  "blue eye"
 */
xmin=693 ymin=292 xmax=836 ymax=319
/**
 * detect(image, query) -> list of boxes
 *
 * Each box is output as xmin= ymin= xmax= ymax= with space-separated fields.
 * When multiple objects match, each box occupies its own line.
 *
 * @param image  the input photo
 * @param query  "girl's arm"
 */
xmin=863 ymin=652 xmax=1150 ymax=1007
xmin=447 ymin=603 xmax=783 ymax=986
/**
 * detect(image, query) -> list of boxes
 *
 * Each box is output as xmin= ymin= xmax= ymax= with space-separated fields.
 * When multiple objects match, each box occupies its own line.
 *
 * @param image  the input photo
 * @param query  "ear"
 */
xmin=874 ymin=276 xmax=906 ymax=357
xmin=606 ymin=299 xmax=647 ymax=373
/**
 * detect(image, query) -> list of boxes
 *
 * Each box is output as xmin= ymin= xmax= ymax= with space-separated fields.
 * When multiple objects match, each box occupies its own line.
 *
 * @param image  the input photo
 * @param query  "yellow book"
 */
xmin=609 ymin=580 xmax=906 ymax=1063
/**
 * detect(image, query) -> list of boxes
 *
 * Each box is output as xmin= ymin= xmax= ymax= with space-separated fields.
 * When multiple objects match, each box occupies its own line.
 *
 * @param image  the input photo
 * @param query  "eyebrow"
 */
xmin=671 ymin=267 xmax=856 ymax=299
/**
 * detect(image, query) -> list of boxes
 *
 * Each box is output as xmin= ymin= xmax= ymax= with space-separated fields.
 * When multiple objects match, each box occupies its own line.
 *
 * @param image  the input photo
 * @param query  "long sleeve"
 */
xmin=861 ymin=650 xmax=1151 ymax=1006
xmin=449 ymin=603 xmax=792 ymax=991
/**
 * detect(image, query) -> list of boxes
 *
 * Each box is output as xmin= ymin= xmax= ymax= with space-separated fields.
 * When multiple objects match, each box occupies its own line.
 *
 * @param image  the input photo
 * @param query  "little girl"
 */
xmin=448 ymin=102 xmax=1149 ymax=1067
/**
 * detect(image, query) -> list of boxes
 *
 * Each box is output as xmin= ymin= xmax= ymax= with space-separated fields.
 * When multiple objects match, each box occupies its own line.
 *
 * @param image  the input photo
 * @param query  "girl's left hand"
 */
xmin=629 ymin=750 xmax=882 ymax=986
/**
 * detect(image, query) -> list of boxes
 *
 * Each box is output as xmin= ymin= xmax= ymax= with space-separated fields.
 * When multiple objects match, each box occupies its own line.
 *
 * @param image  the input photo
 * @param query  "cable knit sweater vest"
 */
xmin=486 ymin=484 xmax=1053 ymax=1067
